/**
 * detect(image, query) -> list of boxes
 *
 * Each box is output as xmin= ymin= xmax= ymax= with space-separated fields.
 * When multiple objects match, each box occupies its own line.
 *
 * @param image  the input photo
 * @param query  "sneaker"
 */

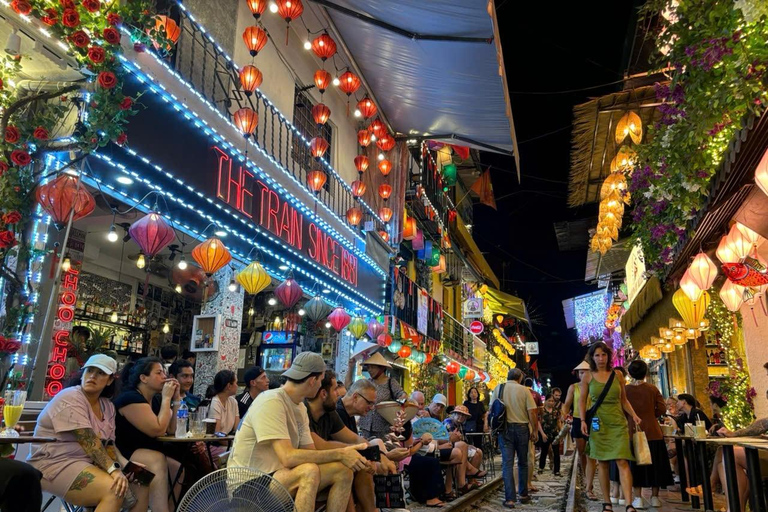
xmin=618 ymin=499 xmax=626 ymax=506
xmin=650 ymin=496 xmax=663 ymax=508
xmin=631 ymin=497 xmax=647 ymax=509
xmin=610 ymin=498 xmax=618 ymax=505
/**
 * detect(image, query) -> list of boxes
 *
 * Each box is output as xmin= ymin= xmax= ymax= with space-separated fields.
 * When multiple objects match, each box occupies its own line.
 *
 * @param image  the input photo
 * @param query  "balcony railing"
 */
xmin=442 ymin=312 xmax=473 ymax=361
xmin=165 ymin=2 xmax=384 ymax=233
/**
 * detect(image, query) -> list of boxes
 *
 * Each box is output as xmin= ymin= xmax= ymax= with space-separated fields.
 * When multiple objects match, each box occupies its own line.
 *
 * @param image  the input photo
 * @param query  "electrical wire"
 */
xmin=509 ymin=78 xmax=626 ymax=95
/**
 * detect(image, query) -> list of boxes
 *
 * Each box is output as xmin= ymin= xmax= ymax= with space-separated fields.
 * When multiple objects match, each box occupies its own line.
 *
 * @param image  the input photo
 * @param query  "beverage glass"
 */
xmin=1 ymin=390 xmax=27 ymax=438
xmin=189 ymin=412 xmax=204 ymax=436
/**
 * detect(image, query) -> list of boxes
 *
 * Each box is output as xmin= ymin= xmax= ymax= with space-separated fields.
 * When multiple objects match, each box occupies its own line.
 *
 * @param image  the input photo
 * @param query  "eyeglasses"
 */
xmin=355 ymin=392 xmax=375 ymax=407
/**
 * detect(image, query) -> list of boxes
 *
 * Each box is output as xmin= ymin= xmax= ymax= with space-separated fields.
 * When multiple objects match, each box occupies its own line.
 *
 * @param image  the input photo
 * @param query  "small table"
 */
xmin=737 ymin=439 xmax=768 ymax=512
xmin=696 ymin=436 xmax=765 ymax=512
xmin=0 ymin=436 xmax=57 ymax=444
xmin=664 ymin=435 xmax=694 ymax=505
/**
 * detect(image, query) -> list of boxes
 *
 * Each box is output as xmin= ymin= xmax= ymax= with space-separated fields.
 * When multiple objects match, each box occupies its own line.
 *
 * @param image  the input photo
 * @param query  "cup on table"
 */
xmin=189 ymin=412 xmax=204 ymax=436
xmin=203 ymin=418 xmax=217 ymax=435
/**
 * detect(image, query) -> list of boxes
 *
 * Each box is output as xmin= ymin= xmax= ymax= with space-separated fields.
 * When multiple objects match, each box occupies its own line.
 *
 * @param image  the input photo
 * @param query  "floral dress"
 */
xmin=540 ymin=407 xmax=561 ymax=442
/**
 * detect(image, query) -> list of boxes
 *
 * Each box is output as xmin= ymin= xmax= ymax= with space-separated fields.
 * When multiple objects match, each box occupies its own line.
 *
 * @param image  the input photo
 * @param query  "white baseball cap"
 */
xmin=431 ymin=393 xmax=448 ymax=406
xmin=83 ymin=354 xmax=118 ymax=375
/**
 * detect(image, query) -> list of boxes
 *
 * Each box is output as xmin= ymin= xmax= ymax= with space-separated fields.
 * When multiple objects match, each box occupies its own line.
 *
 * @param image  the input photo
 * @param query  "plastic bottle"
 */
xmin=175 ymin=401 xmax=188 ymax=438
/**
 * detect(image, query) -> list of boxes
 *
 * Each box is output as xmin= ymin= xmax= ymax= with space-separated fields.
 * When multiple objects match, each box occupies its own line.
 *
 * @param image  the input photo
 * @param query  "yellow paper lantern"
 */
xmin=672 ymin=289 xmax=710 ymax=329
xmin=679 ymin=269 xmax=703 ymax=302
xmin=687 ymin=252 xmax=718 ymax=291
xmin=236 ymin=261 xmax=272 ymax=295
xmin=660 ymin=341 xmax=675 ymax=353
xmin=348 ymin=316 xmax=368 ymax=339
xmin=615 ymin=111 xmax=643 ymax=144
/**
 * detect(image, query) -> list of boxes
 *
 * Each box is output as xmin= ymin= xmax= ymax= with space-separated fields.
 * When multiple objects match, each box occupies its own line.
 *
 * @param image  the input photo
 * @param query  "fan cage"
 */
xmin=177 ymin=467 xmax=295 ymax=512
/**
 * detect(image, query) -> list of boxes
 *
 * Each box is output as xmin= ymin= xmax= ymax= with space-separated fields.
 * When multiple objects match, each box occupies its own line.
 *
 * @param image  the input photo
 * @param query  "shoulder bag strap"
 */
xmin=585 ymin=370 xmax=616 ymax=422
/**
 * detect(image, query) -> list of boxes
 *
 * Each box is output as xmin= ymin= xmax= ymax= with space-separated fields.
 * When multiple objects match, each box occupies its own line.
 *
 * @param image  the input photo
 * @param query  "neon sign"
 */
xmin=45 ymin=267 xmax=79 ymax=398
xmin=215 ymin=146 xmax=359 ymax=286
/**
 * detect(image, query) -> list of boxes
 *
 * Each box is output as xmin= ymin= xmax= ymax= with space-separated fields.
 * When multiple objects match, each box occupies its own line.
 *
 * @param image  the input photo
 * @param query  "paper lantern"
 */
xmin=720 ymin=279 xmax=745 ymax=312
xmin=358 ymin=129 xmax=372 ymax=147
xmin=368 ymin=118 xmax=387 ymax=139
xmin=36 ymin=174 xmax=96 ymax=228
xmin=307 ymin=170 xmax=327 ymax=194
xmin=246 ymin=0 xmax=267 ymax=18
xmin=347 ymin=316 xmax=368 ymax=339
xmin=465 ymin=370 xmax=476 ymax=381
xmin=312 ymin=103 xmax=331 ymax=126
xmin=398 ymin=345 xmax=412 ymax=358
xmin=615 ymin=111 xmax=643 ymax=144
xmin=346 ymin=207 xmax=362 ymax=226
xmin=442 ymin=163 xmax=457 ymax=187
xmin=679 ymin=269 xmax=703 ymax=302
xmin=275 ymin=277 xmax=303 ymax=308
xmin=378 ymin=184 xmax=392 ymax=200
xmin=610 ymin=146 xmax=637 ymax=172
xmin=660 ymin=341 xmax=675 ymax=353
xmin=338 ymin=70 xmax=361 ymax=96
xmin=238 ymin=65 xmax=263 ymax=97
xmin=379 ymin=230 xmax=390 ymax=242
xmin=673 ymin=288 xmax=709 ymax=329
xmin=735 ymin=222 xmax=763 ymax=254
xmin=446 ymin=361 xmax=460 ymax=374
xmin=726 ymin=224 xmax=752 ymax=260
xmin=191 ymin=237 xmax=232 ymax=276
xmin=310 ymin=137 xmax=329 ymax=160
xmin=688 ymin=252 xmax=718 ymax=291
xmin=425 ymin=353 xmax=434 ymax=364
xmin=378 ymin=159 xmax=392 ymax=176
xmin=427 ymin=245 xmax=441 ymax=267
xmin=367 ymin=318 xmax=385 ymax=340
xmin=154 ymin=15 xmax=180 ymax=49
xmin=436 ymin=146 xmax=452 ymax=166
xmin=242 ymin=26 xmax=268 ymax=56
xmin=379 ymin=207 xmax=393 ymax=223
xmin=351 ymin=181 xmax=366 ymax=198
xmin=314 ymin=70 xmax=331 ymax=93
xmin=234 ymin=108 xmax=258 ymax=138
xmin=357 ymin=96 xmax=377 ymax=119
xmin=129 ymin=212 xmax=175 ymax=258
xmin=756 ymin=147 xmax=768 ymax=198
xmin=304 ymin=295 xmax=333 ymax=322
xmin=412 ymin=229 xmax=424 ymax=251
xmin=311 ymin=33 xmax=336 ymax=61
xmin=276 ymin=0 xmax=303 ymax=45
xmin=432 ymin=255 xmax=446 ymax=274
xmin=388 ymin=339 xmax=402 ymax=354
xmin=376 ymin=134 xmax=395 ymax=152
xmin=236 ymin=261 xmax=271 ymax=295
xmin=412 ymin=350 xmax=426 ymax=364
xmin=377 ymin=333 xmax=392 ymax=347
xmin=354 ymin=155 xmax=369 ymax=174
xmin=458 ymin=367 xmax=468 ymax=379
xmin=403 ymin=217 xmax=417 ymax=240
xmin=716 ymin=231 xmax=739 ymax=264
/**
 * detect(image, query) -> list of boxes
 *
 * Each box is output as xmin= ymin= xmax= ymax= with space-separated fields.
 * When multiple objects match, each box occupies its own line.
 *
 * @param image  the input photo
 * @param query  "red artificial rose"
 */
xmin=115 ymin=133 xmax=128 ymax=146
xmin=4 ymin=126 xmax=20 ymax=144
xmin=0 ymin=161 xmax=8 ymax=174
xmin=10 ymin=150 xmax=31 ymax=167
xmin=119 ymin=97 xmax=133 ymax=110
xmin=0 ymin=77 xmax=3 ymax=89
xmin=97 ymin=71 xmax=117 ymax=89
xmin=87 ymin=46 xmax=105 ymax=64
xmin=0 ymin=230 xmax=17 ymax=249
xmin=103 ymin=27 xmax=120 ymax=45
xmin=61 ymin=8 xmax=80 ymax=28
xmin=106 ymin=13 xmax=122 ymax=25
xmin=41 ymin=8 xmax=59 ymax=26
xmin=33 ymin=127 xmax=49 ymax=140
xmin=69 ymin=30 xmax=90 ymax=48
xmin=2 ymin=211 xmax=22 ymax=225
xmin=11 ymin=0 xmax=32 ymax=15
xmin=0 ymin=337 xmax=21 ymax=354
xmin=60 ymin=0 xmax=75 ymax=7
xmin=82 ymin=0 xmax=100 ymax=12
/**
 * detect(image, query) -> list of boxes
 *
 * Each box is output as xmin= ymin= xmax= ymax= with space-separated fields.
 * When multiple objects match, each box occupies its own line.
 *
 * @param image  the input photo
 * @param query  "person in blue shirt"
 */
xmin=443 ymin=405 xmax=486 ymax=480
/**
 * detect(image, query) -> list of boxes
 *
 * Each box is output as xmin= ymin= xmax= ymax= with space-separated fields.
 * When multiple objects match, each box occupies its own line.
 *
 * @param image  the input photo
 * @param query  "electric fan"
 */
xmin=177 ymin=467 xmax=295 ymax=512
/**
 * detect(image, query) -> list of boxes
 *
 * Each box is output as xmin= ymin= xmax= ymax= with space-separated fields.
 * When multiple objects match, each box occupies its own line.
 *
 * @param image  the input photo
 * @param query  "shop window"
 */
xmin=293 ymin=86 xmax=333 ymax=191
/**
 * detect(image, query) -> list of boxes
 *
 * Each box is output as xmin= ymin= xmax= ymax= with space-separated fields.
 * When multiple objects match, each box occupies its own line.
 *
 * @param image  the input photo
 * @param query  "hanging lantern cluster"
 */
xmin=237 ymin=21 xmax=269 ymax=138
xmin=590 ymin=110 xmax=642 ymax=255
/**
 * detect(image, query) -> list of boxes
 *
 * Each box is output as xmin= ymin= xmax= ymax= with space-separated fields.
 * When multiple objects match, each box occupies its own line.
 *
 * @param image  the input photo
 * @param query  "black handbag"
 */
xmin=374 ymin=474 xmax=406 ymax=508
xmin=584 ymin=370 xmax=616 ymax=432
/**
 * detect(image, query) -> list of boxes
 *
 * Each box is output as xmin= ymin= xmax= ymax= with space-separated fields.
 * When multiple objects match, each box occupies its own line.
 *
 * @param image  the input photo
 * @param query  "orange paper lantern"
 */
xmin=239 ymin=65 xmax=262 ymax=96
xmin=398 ymin=345 xmax=412 ymax=358
xmin=242 ymin=26 xmax=268 ymax=56
xmin=154 ymin=16 xmax=180 ymax=50
xmin=378 ymin=183 xmax=392 ymax=200
xmin=379 ymin=207 xmax=393 ymax=222
xmin=403 ymin=217 xmax=417 ymax=240
xmin=191 ymin=237 xmax=232 ymax=276
xmin=310 ymin=137 xmax=329 ymax=160
xmin=338 ymin=70 xmax=361 ymax=96
xmin=351 ymin=180 xmax=366 ymax=197
xmin=346 ymin=207 xmax=362 ymax=226
xmin=314 ymin=70 xmax=331 ymax=93
xmin=379 ymin=230 xmax=390 ymax=242
xmin=36 ymin=174 xmax=96 ymax=228
xmin=354 ymin=155 xmax=369 ymax=174
xmin=234 ymin=108 xmax=258 ymax=138
xmin=312 ymin=103 xmax=331 ymax=126
xmin=376 ymin=134 xmax=395 ymax=152
xmin=246 ymin=0 xmax=267 ymax=18
xmin=306 ymin=170 xmax=327 ymax=194
xmin=311 ymin=33 xmax=336 ymax=61
xmin=357 ymin=96 xmax=377 ymax=119
xmin=368 ymin=118 xmax=387 ymax=139
xmin=358 ymin=130 xmax=372 ymax=147
xmin=378 ymin=159 xmax=392 ymax=176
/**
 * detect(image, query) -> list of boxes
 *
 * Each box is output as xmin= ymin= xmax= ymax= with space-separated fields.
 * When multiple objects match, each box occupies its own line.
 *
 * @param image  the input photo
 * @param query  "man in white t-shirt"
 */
xmin=230 ymin=352 xmax=368 ymax=512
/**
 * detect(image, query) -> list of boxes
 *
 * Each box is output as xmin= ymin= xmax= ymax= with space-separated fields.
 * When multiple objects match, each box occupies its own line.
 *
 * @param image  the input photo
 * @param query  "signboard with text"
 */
xmin=463 ymin=298 xmax=483 ymax=319
xmin=525 ymin=342 xmax=540 ymax=355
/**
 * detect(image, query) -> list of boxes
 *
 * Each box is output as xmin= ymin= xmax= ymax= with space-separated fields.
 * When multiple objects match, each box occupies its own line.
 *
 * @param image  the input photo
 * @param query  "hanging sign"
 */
xmin=463 ymin=298 xmax=483 ymax=319
xmin=525 ymin=342 xmax=540 ymax=355
xmin=417 ymin=288 xmax=429 ymax=335
xmin=469 ymin=320 xmax=484 ymax=335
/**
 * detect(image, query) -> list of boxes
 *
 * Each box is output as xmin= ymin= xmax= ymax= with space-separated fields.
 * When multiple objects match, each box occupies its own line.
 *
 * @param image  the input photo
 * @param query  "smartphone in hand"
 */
xmin=124 ymin=461 xmax=156 ymax=486
xmin=357 ymin=445 xmax=381 ymax=461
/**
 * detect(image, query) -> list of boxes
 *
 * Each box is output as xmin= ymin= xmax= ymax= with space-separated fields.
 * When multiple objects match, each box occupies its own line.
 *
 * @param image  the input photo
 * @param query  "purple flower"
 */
xmin=651 ymin=200 xmax=668 ymax=215
xmin=697 ymin=169 xmax=709 ymax=179
xmin=651 ymin=224 xmax=668 ymax=241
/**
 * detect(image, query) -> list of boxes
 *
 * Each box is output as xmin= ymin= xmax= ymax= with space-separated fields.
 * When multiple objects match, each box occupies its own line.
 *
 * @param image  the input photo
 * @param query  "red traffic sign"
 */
xmin=469 ymin=321 xmax=484 ymax=335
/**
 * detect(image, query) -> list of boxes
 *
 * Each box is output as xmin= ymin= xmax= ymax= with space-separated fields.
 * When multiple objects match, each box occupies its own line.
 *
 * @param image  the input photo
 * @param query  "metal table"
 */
xmin=737 ymin=439 xmax=768 ymax=512
xmin=696 ymin=436 xmax=764 ymax=512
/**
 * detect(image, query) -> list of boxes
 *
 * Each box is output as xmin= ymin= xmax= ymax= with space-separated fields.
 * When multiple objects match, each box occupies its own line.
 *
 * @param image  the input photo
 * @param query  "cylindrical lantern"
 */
xmin=305 ymin=295 xmax=333 ymax=322
xmin=379 ymin=207 xmax=393 ymax=223
xmin=403 ymin=217 xmax=417 ymax=240
xmin=427 ymin=245 xmax=441 ymax=267
xmin=357 ymin=96 xmax=377 ymax=119
xmin=312 ymin=103 xmax=331 ymax=126
xmin=275 ymin=277 xmax=303 ymax=308
xmin=366 ymin=318 xmax=385 ymax=340
xmin=720 ymin=279 xmax=745 ymax=312
xmin=358 ymin=129 xmax=372 ymax=147
xmin=354 ymin=155 xmax=369 ymax=174
xmin=436 ymin=146 xmax=452 ymax=166
xmin=346 ymin=207 xmax=363 ymax=226
xmin=129 ymin=212 xmax=175 ymax=259
xmin=378 ymin=159 xmax=392 ymax=176
xmin=412 ymin=229 xmax=424 ymax=251
xmin=310 ymin=137 xmax=329 ymax=160
xmin=688 ymin=252 xmax=718 ymax=291
xmin=36 ymin=174 xmax=96 ymax=228
xmin=239 ymin=65 xmax=262 ymax=96
xmin=242 ymin=26 xmax=268 ymax=56
xmin=191 ymin=237 xmax=232 ymax=276
xmin=314 ymin=70 xmax=331 ymax=93
xmin=432 ymin=255 xmax=447 ymax=274
xmin=307 ymin=170 xmax=327 ymax=194
xmin=377 ymin=333 xmax=392 ymax=347
xmin=398 ymin=345 xmax=412 ymax=358
xmin=378 ymin=184 xmax=392 ymax=200
xmin=234 ymin=108 xmax=258 ymax=138
xmin=351 ymin=180 xmax=366 ymax=197
xmin=236 ymin=261 xmax=271 ymax=295
xmin=311 ymin=33 xmax=336 ymax=61
xmin=679 ymin=269 xmax=703 ymax=302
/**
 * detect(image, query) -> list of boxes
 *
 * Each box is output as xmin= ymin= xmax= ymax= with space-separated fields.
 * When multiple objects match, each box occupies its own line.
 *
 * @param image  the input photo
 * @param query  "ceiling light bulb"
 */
xmin=325 ymin=321 xmax=332 ymax=328
xmin=136 ymin=253 xmax=146 ymax=269
xmin=228 ymin=279 xmax=238 ymax=292
xmin=177 ymin=256 xmax=187 ymax=270
xmin=175 ymin=284 xmax=182 ymax=293
xmin=354 ymin=109 xmax=361 ymax=118
xmin=61 ymin=254 xmax=71 ymax=272
xmin=304 ymin=40 xmax=311 ymax=50
xmin=162 ymin=320 xmax=170 ymax=334
xmin=269 ymin=2 xmax=278 ymax=12
xmin=107 ymin=224 xmax=118 ymax=242
xmin=298 ymin=308 xmax=306 ymax=316
xmin=268 ymin=297 xmax=277 ymax=306
xmin=332 ymin=77 xmax=340 ymax=86
xmin=110 ymin=310 xmax=118 ymax=323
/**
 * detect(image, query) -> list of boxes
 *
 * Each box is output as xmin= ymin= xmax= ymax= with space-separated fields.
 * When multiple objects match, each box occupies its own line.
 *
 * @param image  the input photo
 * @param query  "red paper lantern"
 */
xmin=36 ymin=174 xmax=96 ymax=228
xmin=446 ymin=361 xmax=460 ymax=374
xmin=354 ymin=155 xmax=369 ymax=174
xmin=378 ymin=230 xmax=390 ymax=242
xmin=368 ymin=118 xmax=387 ymax=139
xmin=328 ymin=307 xmax=351 ymax=331
xmin=234 ymin=108 xmax=258 ymax=138
xmin=307 ymin=170 xmax=327 ymax=194
xmin=376 ymin=134 xmax=395 ymax=152
xmin=239 ymin=65 xmax=262 ymax=96
xmin=377 ymin=333 xmax=392 ymax=347
xmin=246 ymin=0 xmax=267 ymax=18
xmin=310 ymin=137 xmax=329 ymax=160
xmin=242 ymin=26 xmax=268 ymax=56
xmin=351 ymin=180 xmax=366 ymax=197
xmin=378 ymin=183 xmax=392 ymax=200
xmin=312 ymin=103 xmax=331 ymax=126
xmin=425 ymin=353 xmax=434 ymax=364
xmin=346 ymin=206 xmax=363 ymax=226
xmin=275 ymin=277 xmax=303 ymax=308
xmin=191 ymin=237 xmax=232 ymax=276
xmin=311 ymin=33 xmax=336 ymax=61
xmin=357 ymin=96 xmax=377 ymax=119
xmin=398 ymin=345 xmax=412 ymax=358
xmin=276 ymin=0 xmax=303 ymax=44
xmin=379 ymin=207 xmax=393 ymax=222
xmin=314 ymin=70 xmax=331 ymax=93
xmin=357 ymin=130 xmax=372 ymax=147
xmin=128 ymin=212 xmax=175 ymax=259
xmin=378 ymin=159 xmax=392 ymax=176
xmin=338 ymin=70 xmax=361 ymax=96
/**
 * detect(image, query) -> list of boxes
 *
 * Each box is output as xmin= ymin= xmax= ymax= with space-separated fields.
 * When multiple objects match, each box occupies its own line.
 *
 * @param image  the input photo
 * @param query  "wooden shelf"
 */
xmin=74 ymin=314 xmax=147 ymax=332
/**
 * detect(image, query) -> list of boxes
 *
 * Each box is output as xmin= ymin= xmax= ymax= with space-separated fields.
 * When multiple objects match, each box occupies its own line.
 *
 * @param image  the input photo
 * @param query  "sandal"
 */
xmin=503 ymin=500 xmax=516 ymax=509
xmin=468 ymin=469 xmax=488 ymax=478
xmin=459 ymin=482 xmax=480 ymax=494
xmin=425 ymin=500 xmax=445 ymax=508
xmin=586 ymin=489 xmax=599 ymax=501
xmin=440 ymin=492 xmax=457 ymax=502
xmin=602 ymin=503 xmax=614 ymax=512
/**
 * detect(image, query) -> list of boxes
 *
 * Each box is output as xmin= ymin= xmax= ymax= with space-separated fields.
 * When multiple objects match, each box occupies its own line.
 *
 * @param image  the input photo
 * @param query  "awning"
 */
xmin=317 ymin=0 xmax=519 ymax=172
xmin=483 ymin=287 xmax=529 ymax=324
xmin=451 ymin=215 xmax=500 ymax=288
xmin=627 ymin=287 xmax=676 ymax=351
xmin=620 ymin=276 xmax=663 ymax=334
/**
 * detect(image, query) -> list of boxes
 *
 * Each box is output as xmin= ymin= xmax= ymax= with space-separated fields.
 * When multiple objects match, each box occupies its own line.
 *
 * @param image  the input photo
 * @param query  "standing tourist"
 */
xmin=493 ymin=367 xmax=539 ymax=508
xmin=562 ymin=361 xmax=597 ymax=499
xmin=579 ymin=342 xmax=641 ymax=512
xmin=236 ymin=366 xmax=269 ymax=418
xmin=463 ymin=387 xmax=487 ymax=448
xmin=537 ymin=393 xmax=562 ymax=476
xmin=354 ymin=352 xmax=407 ymax=440
xmin=625 ymin=360 xmax=672 ymax=509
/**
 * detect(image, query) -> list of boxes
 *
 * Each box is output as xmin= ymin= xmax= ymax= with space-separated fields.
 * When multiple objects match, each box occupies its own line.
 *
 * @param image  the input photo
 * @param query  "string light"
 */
xmin=573 ymin=291 xmax=611 ymax=344
xmin=177 ymin=255 xmax=187 ymax=270
xmin=107 ymin=224 xmax=118 ymax=242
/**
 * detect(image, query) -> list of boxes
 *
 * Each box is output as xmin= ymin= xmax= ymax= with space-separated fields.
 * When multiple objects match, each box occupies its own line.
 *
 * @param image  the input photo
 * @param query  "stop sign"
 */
xmin=469 ymin=321 xmax=484 ymax=335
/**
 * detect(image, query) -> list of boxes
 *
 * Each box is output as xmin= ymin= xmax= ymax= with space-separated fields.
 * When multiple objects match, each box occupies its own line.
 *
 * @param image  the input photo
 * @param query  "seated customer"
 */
xmin=675 ymin=393 xmax=712 ymax=431
xmin=207 ymin=370 xmax=240 ymax=434
xmin=28 ymin=354 xmax=149 ymax=512
xmin=230 ymin=352 xmax=369 ymax=512
xmin=410 ymin=390 xmax=430 ymax=418
xmin=113 ymin=357 xmax=181 ymax=512
xmin=236 ymin=366 xmax=269 ymax=418
xmin=168 ymin=359 xmax=201 ymax=410
xmin=444 ymin=405 xmax=486 ymax=478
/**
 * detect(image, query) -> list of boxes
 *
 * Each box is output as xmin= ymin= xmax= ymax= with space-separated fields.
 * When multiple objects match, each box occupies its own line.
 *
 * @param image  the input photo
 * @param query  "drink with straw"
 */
xmin=1 ymin=390 xmax=26 ymax=438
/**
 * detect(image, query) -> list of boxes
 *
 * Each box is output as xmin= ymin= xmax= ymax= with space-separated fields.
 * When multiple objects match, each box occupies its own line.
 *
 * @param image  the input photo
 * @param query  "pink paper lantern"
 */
xmin=366 ymin=318 xmax=385 ymax=340
xmin=412 ymin=229 xmax=424 ymax=251
xmin=128 ymin=212 xmax=175 ymax=258
xmin=275 ymin=277 xmax=303 ymax=308
xmin=328 ymin=307 xmax=351 ymax=331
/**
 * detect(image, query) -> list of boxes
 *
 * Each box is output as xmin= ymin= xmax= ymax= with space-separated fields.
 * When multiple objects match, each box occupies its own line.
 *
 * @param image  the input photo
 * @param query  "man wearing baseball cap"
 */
xmin=230 ymin=352 xmax=368 ymax=512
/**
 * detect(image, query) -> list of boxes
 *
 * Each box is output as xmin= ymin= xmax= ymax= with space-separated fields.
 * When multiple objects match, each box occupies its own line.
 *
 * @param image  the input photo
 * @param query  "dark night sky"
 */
xmin=474 ymin=1 xmax=638 ymax=389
